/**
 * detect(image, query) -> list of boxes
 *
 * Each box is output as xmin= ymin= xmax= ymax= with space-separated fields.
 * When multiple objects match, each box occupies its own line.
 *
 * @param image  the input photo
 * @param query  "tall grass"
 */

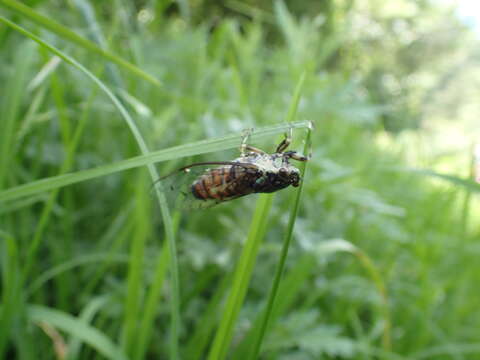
xmin=1 ymin=1 xmax=479 ymax=360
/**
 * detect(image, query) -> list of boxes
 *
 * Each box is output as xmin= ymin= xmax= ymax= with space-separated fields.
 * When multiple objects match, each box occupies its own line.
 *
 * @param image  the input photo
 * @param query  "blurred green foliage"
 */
xmin=1 ymin=0 xmax=480 ymax=359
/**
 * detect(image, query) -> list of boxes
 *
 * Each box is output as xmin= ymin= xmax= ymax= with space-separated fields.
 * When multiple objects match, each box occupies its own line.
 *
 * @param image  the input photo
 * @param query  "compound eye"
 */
xmin=291 ymin=173 xmax=300 ymax=187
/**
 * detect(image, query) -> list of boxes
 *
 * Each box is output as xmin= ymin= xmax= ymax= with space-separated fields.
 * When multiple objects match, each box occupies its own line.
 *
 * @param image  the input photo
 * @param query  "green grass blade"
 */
xmin=284 ymin=71 xmax=306 ymax=123
xmin=384 ymin=167 xmax=480 ymax=192
xmin=248 ymin=128 xmax=312 ymax=359
xmin=207 ymin=194 xmax=274 ymax=360
xmin=73 ymin=0 xmax=125 ymax=89
xmin=232 ymin=254 xmax=317 ymax=360
xmin=191 ymin=70 xmax=310 ymax=359
xmin=0 ymin=15 xmax=179 ymax=358
xmin=67 ymin=296 xmax=111 ymax=360
xmin=133 ymin=240 xmax=170 ymax=360
xmin=315 ymin=238 xmax=391 ymax=350
xmin=0 ymin=41 xmax=35 ymax=189
xmin=185 ymin=272 xmax=234 ymax=360
xmin=1 ymin=0 xmax=162 ymax=87
xmin=122 ymin=173 xmax=150 ymax=355
xmin=0 ymin=121 xmax=311 ymax=203
xmin=244 ymin=69 xmax=307 ymax=357
xmin=81 ymin=210 xmax=133 ymax=296
xmin=0 ymin=194 xmax=47 ymax=214
xmin=22 ymin=74 xmax=93 ymax=281
xmin=0 ymin=233 xmax=21 ymax=358
xmin=27 ymin=305 xmax=128 ymax=360
xmin=412 ymin=343 xmax=480 ymax=359
xmin=353 ymin=246 xmax=391 ymax=350
xmin=27 ymin=253 xmax=128 ymax=296
xmin=209 ymin=71 xmax=308 ymax=359
xmin=459 ymin=147 xmax=476 ymax=237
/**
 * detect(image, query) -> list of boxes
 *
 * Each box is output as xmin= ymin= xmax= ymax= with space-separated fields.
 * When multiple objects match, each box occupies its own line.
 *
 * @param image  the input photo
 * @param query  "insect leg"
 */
xmin=245 ymin=145 xmax=267 ymax=154
xmin=276 ymin=126 xmax=293 ymax=153
xmin=240 ymin=128 xmax=254 ymax=156
xmin=284 ymin=150 xmax=310 ymax=162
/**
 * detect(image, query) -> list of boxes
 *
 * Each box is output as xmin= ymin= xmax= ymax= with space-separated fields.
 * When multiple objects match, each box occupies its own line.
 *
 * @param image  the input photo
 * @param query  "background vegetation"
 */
xmin=1 ymin=0 xmax=480 ymax=359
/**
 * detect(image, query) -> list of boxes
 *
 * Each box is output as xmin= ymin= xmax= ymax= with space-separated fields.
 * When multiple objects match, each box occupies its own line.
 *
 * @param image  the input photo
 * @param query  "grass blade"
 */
xmin=67 ymin=296 xmax=111 ymax=360
xmin=0 ymin=15 xmax=179 ymax=358
xmin=1 ymin=0 xmax=161 ymax=87
xmin=23 ymin=82 xmax=93 ymax=282
xmin=208 ymin=71 xmax=308 ymax=360
xmin=133 ymin=240 xmax=170 ymax=360
xmin=0 ymin=121 xmax=311 ymax=203
xmin=207 ymin=194 xmax=274 ymax=360
xmin=245 ymin=69 xmax=308 ymax=358
xmin=185 ymin=272 xmax=234 ymax=360
xmin=314 ymin=238 xmax=391 ymax=350
xmin=27 ymin=305 xmax=128 ymax=360
xmin=384 ymin=167 xmax=480 ymax=192
xmin=0 ymin=41 xmax=35 ymax=189
xmin=121 ymin=173 xmax=150 ymax=355
xmin=0 ymin=233 xmax=21 ymax=358
xmin=231 ymin=254 xmax=317 ymax=360
xmin=27 ymin=253 xmax=128 ymax=295
xmin=248 ymin=128 xmax=311 ymax=359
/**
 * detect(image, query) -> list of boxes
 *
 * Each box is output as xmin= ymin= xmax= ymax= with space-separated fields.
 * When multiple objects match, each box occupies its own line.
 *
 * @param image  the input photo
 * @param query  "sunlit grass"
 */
xmin=1 ymin=1 xmax=480 ymax=360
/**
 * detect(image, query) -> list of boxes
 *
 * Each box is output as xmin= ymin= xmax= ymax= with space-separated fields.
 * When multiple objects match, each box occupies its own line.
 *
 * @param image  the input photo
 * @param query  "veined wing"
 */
xmin=154 ymin=161 xmax=258 ymax=210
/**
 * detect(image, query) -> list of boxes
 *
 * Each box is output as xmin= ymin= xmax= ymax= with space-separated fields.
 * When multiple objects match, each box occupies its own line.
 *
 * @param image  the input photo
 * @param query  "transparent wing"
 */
xmin=153 ymin=161 xmax=257 ymax=210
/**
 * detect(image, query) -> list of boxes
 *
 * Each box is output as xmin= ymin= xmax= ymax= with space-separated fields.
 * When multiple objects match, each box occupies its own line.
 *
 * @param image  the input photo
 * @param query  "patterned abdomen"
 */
xmin=191 ymin=165 xmax=260 ymax=201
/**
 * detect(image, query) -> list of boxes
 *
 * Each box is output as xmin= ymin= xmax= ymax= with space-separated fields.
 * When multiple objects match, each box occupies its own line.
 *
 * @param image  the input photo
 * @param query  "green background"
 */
xmin=1 ymin=0 xmax=480 ymax=359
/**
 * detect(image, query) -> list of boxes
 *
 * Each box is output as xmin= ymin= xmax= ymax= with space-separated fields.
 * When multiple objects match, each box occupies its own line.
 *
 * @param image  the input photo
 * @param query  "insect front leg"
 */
xmin=284 ymin=150 xmax=310 ymax=162
xmin=284 ymin=124 xmax=314 ymax=162
xmin=276 ymin=126 xmax=293 ymax=153
xmin=240 ymin=128 xmax=254 ymax=156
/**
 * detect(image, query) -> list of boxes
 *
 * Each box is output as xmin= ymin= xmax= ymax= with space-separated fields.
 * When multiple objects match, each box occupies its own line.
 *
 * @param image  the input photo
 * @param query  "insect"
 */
xmin=158 ymin=129 xmax=310 ymax=209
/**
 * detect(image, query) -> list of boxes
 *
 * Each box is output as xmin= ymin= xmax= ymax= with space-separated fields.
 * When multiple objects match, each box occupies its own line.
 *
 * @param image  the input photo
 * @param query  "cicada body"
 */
xmin=191 ymin=163 xmax=259 ymax=202
xmin=158 ymin=132 xmax=309 ymax=209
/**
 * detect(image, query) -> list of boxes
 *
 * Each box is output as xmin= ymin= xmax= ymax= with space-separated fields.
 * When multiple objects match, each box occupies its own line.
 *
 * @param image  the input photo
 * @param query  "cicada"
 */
xmin=158 ymin=130 xmax=309 ymax=209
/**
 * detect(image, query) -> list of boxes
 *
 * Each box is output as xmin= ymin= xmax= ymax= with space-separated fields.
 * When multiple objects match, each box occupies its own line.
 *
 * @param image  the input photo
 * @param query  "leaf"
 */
xmin=266 ymin=310 xmax=356 ymax=358
xmin=297 ymin=326 xmax=356 ymax=358
xmin=27 ymin=305 xmax=128 ymax=360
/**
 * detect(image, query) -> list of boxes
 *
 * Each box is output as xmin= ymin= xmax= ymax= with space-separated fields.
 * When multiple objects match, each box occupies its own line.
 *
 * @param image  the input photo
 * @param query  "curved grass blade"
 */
xmin=27 ymin=305 xmax=128 ymax=360
xmin=27 ymin=254 xmax=129 ymax=295
xmin=0 ymin=16 xmax=179 ymax=359
xmin=0 ymin=121 xmax=311 ymax=203
xmin=1 ymin=0 xmax=161 ymax=87
xmin=67 ymin=296 xmax=111 ymax=360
